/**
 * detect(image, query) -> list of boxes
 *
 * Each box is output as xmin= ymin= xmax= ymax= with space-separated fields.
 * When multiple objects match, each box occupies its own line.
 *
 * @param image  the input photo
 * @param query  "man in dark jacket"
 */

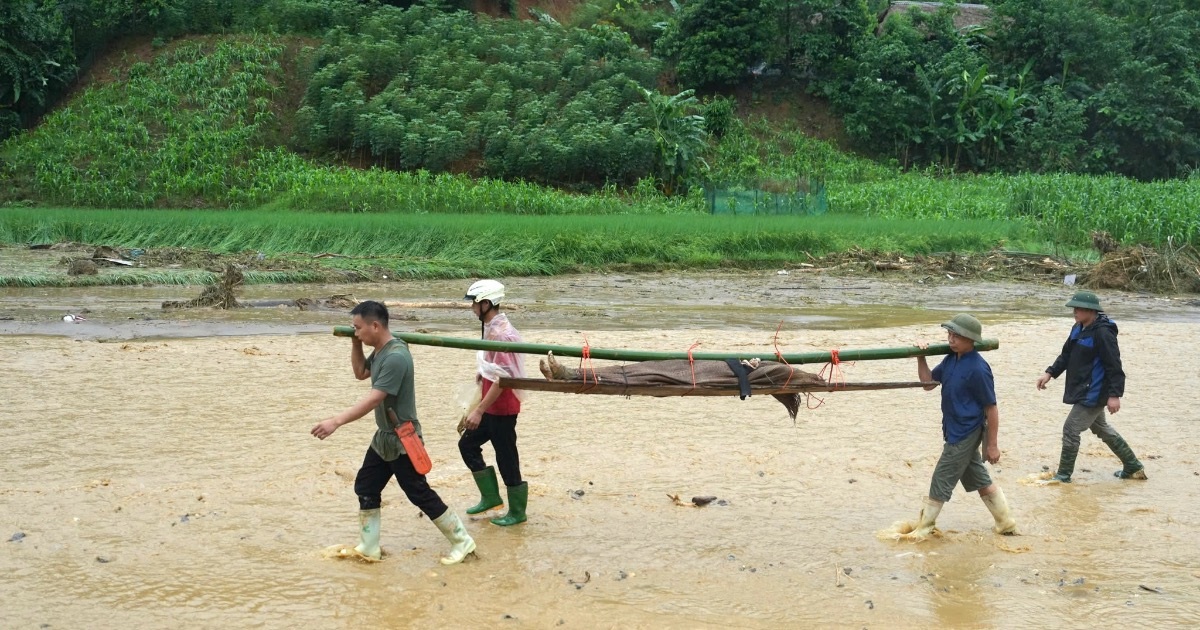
xmin=1036 ymin=291 xmax=1146 ymax=483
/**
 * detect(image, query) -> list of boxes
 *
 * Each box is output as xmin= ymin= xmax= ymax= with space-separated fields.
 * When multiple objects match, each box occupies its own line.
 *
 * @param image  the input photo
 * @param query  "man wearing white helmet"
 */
xmin=459 ymin=279 xmax=530 ymax=526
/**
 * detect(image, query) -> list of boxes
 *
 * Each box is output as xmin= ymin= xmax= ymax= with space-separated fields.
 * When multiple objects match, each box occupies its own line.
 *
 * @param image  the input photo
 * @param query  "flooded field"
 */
xmin=2 ymin=272 xmax=1199 ymax=629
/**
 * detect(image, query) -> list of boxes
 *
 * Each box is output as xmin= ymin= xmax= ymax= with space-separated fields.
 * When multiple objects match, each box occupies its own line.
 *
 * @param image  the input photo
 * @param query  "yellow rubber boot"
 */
xmin=981 ymin=487 xmax=1018 ymax=535
xmin=882 ymin=496 xmax=942 ymax=542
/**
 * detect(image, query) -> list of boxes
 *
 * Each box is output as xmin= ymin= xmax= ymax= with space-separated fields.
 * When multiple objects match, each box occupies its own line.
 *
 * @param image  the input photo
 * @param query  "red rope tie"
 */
xmin=579 ymin=335 xmax=599 ymax=386
xmin=772 ymin=321 xmax=794 ymax=389
xmin=818 ymin=348 xmax=847 ymax=390
xmin=684 ymin=341 xmax=701 ymax=395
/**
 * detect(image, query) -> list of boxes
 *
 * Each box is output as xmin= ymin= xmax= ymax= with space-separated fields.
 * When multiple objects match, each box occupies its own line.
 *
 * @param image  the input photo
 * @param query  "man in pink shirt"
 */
xmin=459 ymin=280 xmax=529 ymax=526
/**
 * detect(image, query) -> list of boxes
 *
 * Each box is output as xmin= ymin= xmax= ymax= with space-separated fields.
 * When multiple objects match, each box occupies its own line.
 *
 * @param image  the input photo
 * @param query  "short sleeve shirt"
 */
xmin=930 ymin=350 xmax=997 ymax=444
xmin=366 ymin=340 xmax=422 ymax=461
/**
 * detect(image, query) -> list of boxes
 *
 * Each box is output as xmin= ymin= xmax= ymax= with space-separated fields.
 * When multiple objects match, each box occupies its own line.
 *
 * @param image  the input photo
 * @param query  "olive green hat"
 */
xmin=941 ymin=313 xmax=983 ymax=342
xmin=1065 ymin=290 xmax=1102 ymax=311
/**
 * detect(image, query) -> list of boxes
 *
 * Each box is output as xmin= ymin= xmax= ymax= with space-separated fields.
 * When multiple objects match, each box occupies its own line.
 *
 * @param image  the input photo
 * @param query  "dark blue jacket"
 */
xmin=1046 ymin=314 xmax=1126 ymax=407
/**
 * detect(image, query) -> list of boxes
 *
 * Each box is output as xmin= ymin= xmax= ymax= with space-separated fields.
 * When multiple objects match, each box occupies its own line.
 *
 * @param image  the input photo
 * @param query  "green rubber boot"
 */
xmin=1104 ymin=435 xmax=1147 ymax=480
xmin=466 ymin=466 xmax=504 ymax=515
xmin=1053 ymin=444 xmax=1078 ymax=483
xmin=490 ymin=482 xmax=528 ymax=527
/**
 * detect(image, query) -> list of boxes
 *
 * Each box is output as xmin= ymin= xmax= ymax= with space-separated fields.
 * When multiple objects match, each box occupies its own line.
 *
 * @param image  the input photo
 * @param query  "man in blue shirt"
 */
xmin=887 ymin=314 xmax=1017 ymax=541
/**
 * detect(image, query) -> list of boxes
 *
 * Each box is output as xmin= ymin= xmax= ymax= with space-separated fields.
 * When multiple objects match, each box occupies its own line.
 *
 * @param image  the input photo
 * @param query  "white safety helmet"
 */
xmin=464 ymin=279 xmax=505 ymax=305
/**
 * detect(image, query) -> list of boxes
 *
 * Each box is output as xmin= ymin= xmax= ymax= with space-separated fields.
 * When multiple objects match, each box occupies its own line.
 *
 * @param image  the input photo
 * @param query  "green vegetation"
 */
xmin=651 ymin=0 xmax=1200 ymax=179
xmin=0 ymin=208 xmax=1027 ymax=284
xmin=0 ymin=29 xmax=1194 ymax=249
xmin=0 ymin=37 xmax=695 ymax=214
xmin=823 ymin=0 xmax=1200 ymax=180
xmin=298 ymin=6 xmax=662 ymax=187
xmin=1 ymin=0 xmax=1198 ymax=284
xmin=0 ymin=269 xmax=325 ymax=289
xmin=709 ymin=119 xmax=1200 ymax=248
xmin=656 ymin=0 xmax=779 ymax=89
xmin=2 ymin=0 xmax=164 ymax=140
xmin=3 ymin=38 xmax=290 ymax=208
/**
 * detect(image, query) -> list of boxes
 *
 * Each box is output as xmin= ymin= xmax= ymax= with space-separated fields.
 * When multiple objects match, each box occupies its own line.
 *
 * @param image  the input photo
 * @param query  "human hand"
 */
xmin=916 ymin=341 xmax=929 ymax=350
xmin=1107 ymin=397 xmax=1121 ymax=414
xmin=1035 ymin=373 xmax=1052 ymax=390
xmin=311 ymin=418 xmax=340 ymax=440
xmin=985 ymin=443 xmax=1001 ymax=464
xmin=463 ymin=409 xmax=483 ymax=432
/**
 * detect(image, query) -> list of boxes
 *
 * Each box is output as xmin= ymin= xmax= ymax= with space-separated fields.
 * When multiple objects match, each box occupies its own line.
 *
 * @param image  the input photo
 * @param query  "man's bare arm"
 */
xmin=914 ymin=341 xmax=937 ymax=390
xmin=312 ymin=389 xmax=387 ymax=440
xmin=983 ymin=404 xmax=1000 ymax=464
xmin=351 ymin=337 xmax=369 ymax=380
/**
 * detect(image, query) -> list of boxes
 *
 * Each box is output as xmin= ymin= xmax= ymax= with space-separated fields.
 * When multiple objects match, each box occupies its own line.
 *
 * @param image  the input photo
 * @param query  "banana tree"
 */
xmin=640 ymin=87 xmax=707 ymax=196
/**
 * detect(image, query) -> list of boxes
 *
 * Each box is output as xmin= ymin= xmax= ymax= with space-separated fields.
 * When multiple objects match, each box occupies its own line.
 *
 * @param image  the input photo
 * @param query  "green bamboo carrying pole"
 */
xmin=331 ymin=327 xmax=998 ymax=364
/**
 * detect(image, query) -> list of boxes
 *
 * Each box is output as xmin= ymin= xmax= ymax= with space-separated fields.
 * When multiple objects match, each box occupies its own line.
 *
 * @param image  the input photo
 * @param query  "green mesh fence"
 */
xmin=705 ymin=182 xmax=828 ymax=216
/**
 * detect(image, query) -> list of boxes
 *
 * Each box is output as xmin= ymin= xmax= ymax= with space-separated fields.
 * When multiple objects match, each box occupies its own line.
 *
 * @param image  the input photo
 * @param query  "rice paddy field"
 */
xmin=0 ymin=209 xmax=1031 ymax=287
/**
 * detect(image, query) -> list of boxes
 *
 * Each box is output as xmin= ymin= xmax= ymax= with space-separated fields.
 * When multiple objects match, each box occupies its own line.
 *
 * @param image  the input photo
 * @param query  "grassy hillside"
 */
xmin=0 ymin=20 xmax=1197 ymax=257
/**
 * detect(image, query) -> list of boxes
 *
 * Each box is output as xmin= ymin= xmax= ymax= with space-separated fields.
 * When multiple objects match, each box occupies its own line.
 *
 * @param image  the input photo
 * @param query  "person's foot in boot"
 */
xmin=981 ymin=486 xmax=1018 ymax=535
xmin=466 ymin=466 xmax=504 ymax=515
xmin=882 ymin=496 xmax=942 ymax=542
xmin=1046 ymin=443 xmax=1078 ymax=484
xmin=1114 ymin=466 xmax=1148 ymax=480
xmin=491 ymin=482 xmax=528 ymax=526
xmin=1104 ymin=435 xmax=1147 ymax=480
xmin=432 ymin=510 xmax=477 ymax=565
xmin=352 ymin=508 xmax=382 ymax=562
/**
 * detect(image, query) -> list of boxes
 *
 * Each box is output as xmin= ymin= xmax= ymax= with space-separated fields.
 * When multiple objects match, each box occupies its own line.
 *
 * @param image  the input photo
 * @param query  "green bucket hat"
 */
xmin=941 ymin=313 xmax=983 ymax=342
xmin=1065 ymin=290 xmax=1102 ymax=311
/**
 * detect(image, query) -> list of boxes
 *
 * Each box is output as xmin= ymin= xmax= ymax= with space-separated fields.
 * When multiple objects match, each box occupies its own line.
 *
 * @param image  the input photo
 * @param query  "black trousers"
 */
xmin=354 ymin=446 xmax=447 ymax=519
xmin=458 ymin=413 xmax=522 ymax=487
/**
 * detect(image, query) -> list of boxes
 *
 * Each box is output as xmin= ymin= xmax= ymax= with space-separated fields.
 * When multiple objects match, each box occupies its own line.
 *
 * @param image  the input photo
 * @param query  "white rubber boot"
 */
xmin=889 ymin=496 xmax=942 ymax=541
xmin=432 ymin=510 xmax=476 ymax=565
xmin=981 ymin=487 xmax=1018 ymax=535
xmin=354 ymin=508 xmax=382 ymax=560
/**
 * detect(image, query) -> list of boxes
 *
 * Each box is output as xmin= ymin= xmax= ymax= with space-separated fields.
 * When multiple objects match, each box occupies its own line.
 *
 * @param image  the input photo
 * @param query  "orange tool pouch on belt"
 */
xmin=388 ymin=409 xmax=432 ymax=475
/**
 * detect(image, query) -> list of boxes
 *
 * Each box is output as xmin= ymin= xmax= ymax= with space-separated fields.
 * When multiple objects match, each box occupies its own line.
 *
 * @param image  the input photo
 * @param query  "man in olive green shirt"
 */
xmin=311 ymin=301 xmax=476 ymax=564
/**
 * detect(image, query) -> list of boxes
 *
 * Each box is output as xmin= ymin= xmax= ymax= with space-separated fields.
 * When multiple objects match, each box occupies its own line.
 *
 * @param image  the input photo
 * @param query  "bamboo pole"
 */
xmin=331 ymin=327 xmax=998 ymax=364
xmin=497 ymin=377 xmax=936 ymax=397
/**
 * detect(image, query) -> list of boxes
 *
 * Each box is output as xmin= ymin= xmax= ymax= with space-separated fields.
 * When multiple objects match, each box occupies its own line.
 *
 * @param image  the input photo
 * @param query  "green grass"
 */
xmin=0 ymin=208 xmax=1032 ymax=282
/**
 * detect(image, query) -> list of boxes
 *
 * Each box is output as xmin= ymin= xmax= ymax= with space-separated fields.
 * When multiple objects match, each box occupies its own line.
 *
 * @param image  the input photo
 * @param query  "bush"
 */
xmin=656 ymin=0 xmax=777 ymax=89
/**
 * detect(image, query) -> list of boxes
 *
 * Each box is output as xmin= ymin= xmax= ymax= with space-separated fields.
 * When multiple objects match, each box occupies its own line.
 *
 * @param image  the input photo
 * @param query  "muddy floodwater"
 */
xmin=2 ymin=272 xmax=1199 ymax=629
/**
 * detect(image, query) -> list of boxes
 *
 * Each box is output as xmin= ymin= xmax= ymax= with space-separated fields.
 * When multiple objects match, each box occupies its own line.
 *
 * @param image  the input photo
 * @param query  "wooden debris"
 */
xmin=162 ymin=264 xmax=243 ymax=309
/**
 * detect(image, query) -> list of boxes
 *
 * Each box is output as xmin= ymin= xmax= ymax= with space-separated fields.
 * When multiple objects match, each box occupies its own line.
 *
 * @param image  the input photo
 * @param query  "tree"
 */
xmin=0 ymin=1 xmax=76 ymax=139
xmin=641 ymin=87 xmax=707 ymax=195
xmin=656 ymin=0 xmax=778 ymax=89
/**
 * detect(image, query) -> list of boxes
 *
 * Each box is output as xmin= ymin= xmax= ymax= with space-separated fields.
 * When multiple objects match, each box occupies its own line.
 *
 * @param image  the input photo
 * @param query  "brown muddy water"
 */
xmin=2 ymin=272 xmax=1199 ymax=629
